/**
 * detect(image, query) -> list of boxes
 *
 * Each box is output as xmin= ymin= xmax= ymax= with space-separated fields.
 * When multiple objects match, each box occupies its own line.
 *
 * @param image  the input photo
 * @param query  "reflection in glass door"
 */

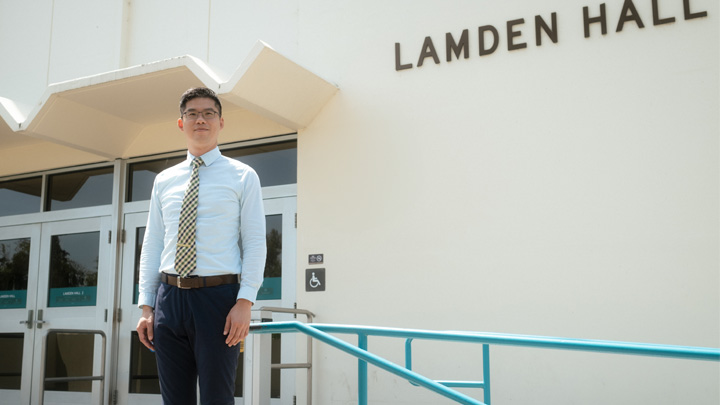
xmin=47 ymin=231 xmax=101 ymax=308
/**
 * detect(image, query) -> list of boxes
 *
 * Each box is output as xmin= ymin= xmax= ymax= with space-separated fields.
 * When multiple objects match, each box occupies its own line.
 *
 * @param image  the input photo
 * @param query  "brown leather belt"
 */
xmin=161 ymin=272 xmax=240 ymax=289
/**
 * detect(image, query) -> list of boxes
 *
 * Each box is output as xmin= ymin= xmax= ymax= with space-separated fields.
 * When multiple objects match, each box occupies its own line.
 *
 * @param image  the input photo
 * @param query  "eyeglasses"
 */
xmin=182 ymin=110 xmax=219 ymax=121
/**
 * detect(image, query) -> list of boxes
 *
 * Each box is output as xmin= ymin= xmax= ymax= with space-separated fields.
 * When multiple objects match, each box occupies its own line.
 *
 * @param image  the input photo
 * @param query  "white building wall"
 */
xmin=47 ymin=0 xmax=124 ymax=84
xmin=120 ymin=1 xmax=301 ymax=82
xmin=0 ymin=0 xmax=124 ymax=113
xmin=293 ymin=1 xmax=718 ymax=404
xmin=0 ymin=1 xmax=54 ymax=112
xmin=0 ymin=0 xmax=717 ymax=404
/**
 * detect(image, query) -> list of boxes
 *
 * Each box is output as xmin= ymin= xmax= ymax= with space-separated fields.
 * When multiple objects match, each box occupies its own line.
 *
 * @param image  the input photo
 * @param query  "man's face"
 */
xmin=178 ymin=97 xmax=224 ymax=153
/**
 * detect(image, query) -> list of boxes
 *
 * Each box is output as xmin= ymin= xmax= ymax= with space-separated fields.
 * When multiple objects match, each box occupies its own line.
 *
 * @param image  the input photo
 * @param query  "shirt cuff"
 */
xmin=138 ymin=292 xmax=157 ymax=309
xmin=236 ymin=288 xmax=258 ymax=305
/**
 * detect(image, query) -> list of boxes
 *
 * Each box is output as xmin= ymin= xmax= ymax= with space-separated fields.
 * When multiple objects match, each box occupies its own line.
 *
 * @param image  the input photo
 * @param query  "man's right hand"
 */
xmin=137 ymin=305 xmax=155 ymax=351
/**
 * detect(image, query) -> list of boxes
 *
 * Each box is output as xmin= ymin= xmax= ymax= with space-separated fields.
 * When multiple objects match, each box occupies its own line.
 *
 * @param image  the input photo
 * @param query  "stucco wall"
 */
xmin=293 ymin=1 xmax=718 ymax=404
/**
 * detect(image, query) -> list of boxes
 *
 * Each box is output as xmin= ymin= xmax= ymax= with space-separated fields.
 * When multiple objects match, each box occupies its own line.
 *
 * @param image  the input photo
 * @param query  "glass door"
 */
xmin=116 ymin=196 xmax=297 ymax=405
xmin=115 ymin=212 xmax=157 ymax=405
xmin=0 ymin=217 xmax=113 ymax=405
xmin=254 ymin=196 xmax=297 ymax=405
xmin=0 ymin=224 xmax=41 ymax=405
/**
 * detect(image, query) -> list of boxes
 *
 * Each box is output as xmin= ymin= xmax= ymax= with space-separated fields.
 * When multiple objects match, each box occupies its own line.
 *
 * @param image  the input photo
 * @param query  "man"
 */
xmin=136 ymin=87 xmax=266 ymax=405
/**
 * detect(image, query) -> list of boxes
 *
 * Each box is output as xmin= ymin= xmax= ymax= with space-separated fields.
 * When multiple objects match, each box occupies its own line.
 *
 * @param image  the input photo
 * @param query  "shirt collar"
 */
xmin=187 ymin=146 xmax=221 ymax=167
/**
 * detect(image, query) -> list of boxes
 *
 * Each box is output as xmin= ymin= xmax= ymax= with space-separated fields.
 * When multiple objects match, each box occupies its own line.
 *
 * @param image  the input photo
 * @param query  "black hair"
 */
xmin=179 ymin=87 xmax=222 ymax=117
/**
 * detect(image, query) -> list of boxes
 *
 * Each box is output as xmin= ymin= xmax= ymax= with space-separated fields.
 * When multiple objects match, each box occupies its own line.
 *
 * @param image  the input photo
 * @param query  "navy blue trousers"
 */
xmin=154 ymin=282 xmax=241 ymax=405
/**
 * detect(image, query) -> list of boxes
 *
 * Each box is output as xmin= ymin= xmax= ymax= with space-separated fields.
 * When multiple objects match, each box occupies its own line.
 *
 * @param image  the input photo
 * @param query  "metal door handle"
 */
xmin=19 ymin=310 xmax=34 ymax=329
xmin=36 ymin=309 xmax=45 ymax=328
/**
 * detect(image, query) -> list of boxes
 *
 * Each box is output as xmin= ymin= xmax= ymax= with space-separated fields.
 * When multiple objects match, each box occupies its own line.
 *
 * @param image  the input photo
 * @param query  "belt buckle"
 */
xmin=176 ymin=276 xmax=193 ymax=289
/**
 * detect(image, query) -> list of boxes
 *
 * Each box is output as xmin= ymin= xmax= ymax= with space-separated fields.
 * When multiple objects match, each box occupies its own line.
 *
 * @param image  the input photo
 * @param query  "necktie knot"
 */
xmin=192 ymin=157 xmax=204 ymax=169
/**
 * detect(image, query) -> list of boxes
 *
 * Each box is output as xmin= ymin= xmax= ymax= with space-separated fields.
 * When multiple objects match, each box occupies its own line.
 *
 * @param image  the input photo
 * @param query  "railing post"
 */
xmin=483 ymin=344 xmax=491 ymax=405
xmin=256 ymin=307 xmax=316 ymax=405
xmin=358 ymin=333 xmax=368 ymax=405
xmin=405 ymin=338 xmax=414 ymax=371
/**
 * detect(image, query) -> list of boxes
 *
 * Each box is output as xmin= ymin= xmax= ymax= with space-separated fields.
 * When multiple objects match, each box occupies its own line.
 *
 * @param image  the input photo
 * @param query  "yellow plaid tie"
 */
xmin=175 ymin=157 xmax=203 ymax=277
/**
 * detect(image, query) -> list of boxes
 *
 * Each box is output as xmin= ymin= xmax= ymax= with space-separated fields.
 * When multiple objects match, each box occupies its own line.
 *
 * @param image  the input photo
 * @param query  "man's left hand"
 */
xmin=224 ymin=298 xmax=252 ymax=347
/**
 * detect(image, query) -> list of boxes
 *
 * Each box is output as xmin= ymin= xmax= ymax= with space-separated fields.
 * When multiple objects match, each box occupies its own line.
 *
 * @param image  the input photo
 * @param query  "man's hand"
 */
xmin=224 ymin=299 xmax=252 ymax=347
xmin=137 ymin=305 xmax=155 ymax=351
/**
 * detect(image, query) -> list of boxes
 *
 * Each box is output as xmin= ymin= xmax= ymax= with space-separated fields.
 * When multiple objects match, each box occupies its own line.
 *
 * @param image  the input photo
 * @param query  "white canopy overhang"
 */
xmin=0 ymin=41 xmax=337 ymax=178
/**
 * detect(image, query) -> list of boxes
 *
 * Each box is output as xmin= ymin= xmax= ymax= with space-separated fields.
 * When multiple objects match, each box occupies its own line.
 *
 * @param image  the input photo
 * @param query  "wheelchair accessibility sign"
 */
xmin=306 ymin=268 xmax=325 ymax=292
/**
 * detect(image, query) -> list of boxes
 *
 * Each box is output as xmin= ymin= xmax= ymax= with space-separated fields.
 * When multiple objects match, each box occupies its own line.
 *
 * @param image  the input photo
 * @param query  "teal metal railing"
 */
xmin=249 ymin=321 xmax=720 ymax=405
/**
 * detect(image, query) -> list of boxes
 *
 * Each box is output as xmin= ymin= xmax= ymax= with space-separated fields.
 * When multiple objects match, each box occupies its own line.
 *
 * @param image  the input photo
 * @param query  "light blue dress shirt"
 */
xmin=138 ymin=147 xmax=267 ymax=308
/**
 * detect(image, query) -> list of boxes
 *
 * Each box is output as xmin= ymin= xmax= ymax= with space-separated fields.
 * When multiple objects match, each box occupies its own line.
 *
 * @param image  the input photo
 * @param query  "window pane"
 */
xmin=0 ymin=177 xmax=42 ymax=216
xmin=234 ymin=350 xmax=244 ymax=397
xmin=44 ymin=332 xmax=95 ymax=392
xmin=257 ymin=215 xmax=282 ymax=301
xmin=271 ymin=334 xmax=281 ymax=398
xmin=129 ymin=332 xmax=160 ymax=394
xmin=233 ymin=334 xmax=281 ymax=398
xmin=0 ymin=333 xmax=23 ymax=389
xmin=133 ymin=227 xmax=145 ymax=305
xmin=46 ymin=167 xmax=113 ymax=211
xmin=0 ymin=238 xmax=30 ymax=309
xmin=126 ymin=157 xmax=184 ymax=202
xmin=48 ymin=232 xmax=99 ymax=307
xmin=126 ymin=141 xmax=297 ymax=202
xmin=225 ymin=141 xmax=297 ymax=187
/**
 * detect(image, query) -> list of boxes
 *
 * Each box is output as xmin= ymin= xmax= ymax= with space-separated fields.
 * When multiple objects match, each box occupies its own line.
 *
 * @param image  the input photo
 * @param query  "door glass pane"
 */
xmin=44 ymin=332 xmax=95 ymax=392
xmin=129 ymin=332 xmax=159 ymax=394
xmin=271 ymin=334 xmax=280 ymax=398
xmin=126 ymin=157 xmax=184 ymax=202
xmin=233 ymin=334 xmax=281 ymax=398
xmin=46 ymin=167 xmax=113 ymax=211
xmin=48 ymin=232 xmax=99 ymax=307
xmin=0 ymin=238 xmax=30 ymax=309
xmin=0 ymin=177 xmax=42 ymax=216
xmin=258 ymin=215 xmax=282 ymax=300
xmin=133 ymin=227 xmax=146 ymax=305
xmin=0 ymin=333 xmax=23 ymax=389
xmin=225 ymin=141 xmax=297 ymax=187
xmin=234 ymin=350 xmax=244 ymax=397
